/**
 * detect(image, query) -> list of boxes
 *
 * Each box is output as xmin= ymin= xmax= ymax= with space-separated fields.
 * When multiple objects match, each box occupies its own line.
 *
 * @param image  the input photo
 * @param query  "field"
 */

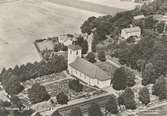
xmin=46 ymin=0 xmax=125 ymax=15
xmin=81 ymin=0 xmax=142 ymax=10
xmin=0 ymin=0 xmax=102 ymax=71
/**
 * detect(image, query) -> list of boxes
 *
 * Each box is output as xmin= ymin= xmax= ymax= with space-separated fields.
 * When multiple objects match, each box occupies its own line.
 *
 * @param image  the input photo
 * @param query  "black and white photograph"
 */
xmin=0 ymin=0 xmax=167 ymax=116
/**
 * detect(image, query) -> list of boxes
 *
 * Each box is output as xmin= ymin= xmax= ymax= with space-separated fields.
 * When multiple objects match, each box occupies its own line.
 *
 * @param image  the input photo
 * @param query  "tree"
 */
xmin=4 ymin=75 xmax=24 ymax=95
xmin=86 ymin=52 xmax=96 ymax=63
xmin=152 ymin=76 xmax=167 ymax=100
xmin=98 ymin=50 xmax=106 ymax=62
xmin=51 ymin=111 xmax=62 ymax=116
xmin=10 ymin=96 xmax=24 ymax=110
xmin=28 ymin=83 xmax=50 ymax=104
xmin=156 ymin=22 xmax=165 ymax=33
xmin=68 ymin=79 xmax=83 ymax=92
xmin=120 ymin=88 xmax=136 ymax=110
xmin=142 ymin=63 xmax=155 ymax=85
xmin=124 ymin=88 xmax=136 ymax=109
xmin=126 ymin=68 xmax=136 ymax=87
xmin=80 ymin=16 xmax=96 ymax=35
xmin=48 ymin=55 xmax=67 ymax=73
xmin=56 ymin=92 xmax=68 ymax=104
xmin=88 ymin=103 xmax=102 ymax=116
xmin=69 ymin=107 xmax=83 ymax=116
xmin=118 ymin=93 xmax=124 ymax=106
xmin=105 ymin=95 xmax=118 ymax=114
xmin=112 ymin=67 xmax=135 ymax=90
xmin=73 ymin=36 xmax=88 ymax=54
xmin=139 ymin=87 xmax=150 ymax=105
xmin=112 ymin=67 xmax=127 ymax=90
xmin=54 ymin=43 xmax=61 ymax=52
xmin=136 ymin=59 xmax=145 ymax=72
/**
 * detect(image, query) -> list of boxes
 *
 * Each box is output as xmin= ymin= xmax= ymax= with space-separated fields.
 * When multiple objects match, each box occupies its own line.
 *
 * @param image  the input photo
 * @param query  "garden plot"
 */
xmin=23 ymin=72 xmax=67 ymax=89
xmin=45 ymin=79 xmax=96 ymax=99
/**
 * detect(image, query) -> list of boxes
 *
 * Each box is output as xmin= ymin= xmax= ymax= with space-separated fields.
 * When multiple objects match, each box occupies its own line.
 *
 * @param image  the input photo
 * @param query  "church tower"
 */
xmin=68 ymin=45 xmax=82 ymax=66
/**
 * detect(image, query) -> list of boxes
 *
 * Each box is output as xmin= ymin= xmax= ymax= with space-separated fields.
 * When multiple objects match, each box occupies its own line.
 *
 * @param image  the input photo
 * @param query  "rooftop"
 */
xmin=68 ymin=45 xmax=81 ymax=50
xmin=133 ymin=15 xmax=145 ymax=20
xmin=95 ymin=61 xmax=117 ymax=78
xmin=122 ymin=26 xmax=141 ymax=33
xmin=69 ymin=57 xmax=113 ymax=81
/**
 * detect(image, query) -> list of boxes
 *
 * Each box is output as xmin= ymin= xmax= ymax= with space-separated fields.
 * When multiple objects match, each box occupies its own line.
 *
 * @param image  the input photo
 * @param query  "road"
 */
xmin=42 ymin=93 xmax=112 ymax=116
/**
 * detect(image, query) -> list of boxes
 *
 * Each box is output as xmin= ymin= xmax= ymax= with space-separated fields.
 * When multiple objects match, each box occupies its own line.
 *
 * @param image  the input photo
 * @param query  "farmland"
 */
xmin=45 ymin=0 xmax=125 ymax=15
xmin=0 ymin=0 xmax=102 ymax=71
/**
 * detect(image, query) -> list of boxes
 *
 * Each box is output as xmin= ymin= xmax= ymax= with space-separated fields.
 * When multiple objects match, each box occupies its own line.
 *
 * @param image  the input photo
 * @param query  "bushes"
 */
xmin=68 ymin=79 xmax=83 ymax=92
xmin=56 ymin=92 xmax=68 ymax=104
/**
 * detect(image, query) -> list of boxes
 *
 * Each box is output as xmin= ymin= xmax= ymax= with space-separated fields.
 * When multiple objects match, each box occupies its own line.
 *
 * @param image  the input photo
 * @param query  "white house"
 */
xmin=67 ymin=45 xmax=112 ymax=88
xmin=120 ymin=26 xmax=141 ymax=40
xmin=133 ymin=15 xmax=145 ymax=20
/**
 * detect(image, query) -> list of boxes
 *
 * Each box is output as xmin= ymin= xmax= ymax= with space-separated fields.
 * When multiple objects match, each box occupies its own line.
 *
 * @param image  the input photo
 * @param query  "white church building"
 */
xmin=67 ymin=45 xmax=112 ymax=88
